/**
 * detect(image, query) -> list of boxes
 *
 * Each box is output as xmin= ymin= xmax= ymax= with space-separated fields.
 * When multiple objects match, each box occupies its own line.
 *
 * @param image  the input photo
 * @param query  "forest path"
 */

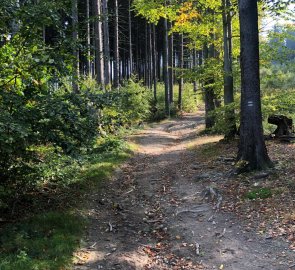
xmin=74 ymin=112 xmax=294 ymax=270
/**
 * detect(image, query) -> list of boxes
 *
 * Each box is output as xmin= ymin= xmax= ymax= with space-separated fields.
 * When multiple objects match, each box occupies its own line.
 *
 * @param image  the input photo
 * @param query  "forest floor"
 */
xmin=73 ymin=112 xmax=295 ymax=270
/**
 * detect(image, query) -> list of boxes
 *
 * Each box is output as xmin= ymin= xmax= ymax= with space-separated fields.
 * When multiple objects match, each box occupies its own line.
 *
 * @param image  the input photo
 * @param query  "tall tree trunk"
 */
xmin=113 ymin=0 xmax=120 ymax=89
xmin=72 ymin=0 xmax=79 ymax=92
xmin=144 ymin=23 xmax=148 ymax=86
xmin=222 ymin=0 xmax=236 ymax=139
xmin=128 ymin=0 xmax=133 ymax=77
xmin=148 ymin=23 xmax=153 ymax=89
xmin=178 ymin=33 xmax=184 ymax=111
xmin=163 ymin=17 xmax=170 ymax=116
xmin=193 ymin=48 xmax=198 ymax=92
xmin=94 ymin=0 xmax=105 ymax=88
xmin=168 ymin=22 xmax=174 ymax=103
xmin=86 ymin=0 xmax=92 ymax=76
xmin=237 ymin=0 xmax=272 ymax=170
xmin=204 ymin=44 xmax=215 ymax=129
xmin=102 ymin=0 xmax=110 ymax=85
xmin=152 ymin=24 xmax=157 ymax=101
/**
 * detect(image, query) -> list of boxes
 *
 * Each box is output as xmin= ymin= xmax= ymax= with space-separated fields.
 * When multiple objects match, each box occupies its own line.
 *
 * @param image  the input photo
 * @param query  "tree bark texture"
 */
xmin=94 ymin=0 xmax=105 ymax=87
xmin=102 ymin=0 xmax=110 ymax=85
xmin=222 ymin=0 xmax=236 ymax=139
xmin=237 ymin=0 xmax=272 ymax=170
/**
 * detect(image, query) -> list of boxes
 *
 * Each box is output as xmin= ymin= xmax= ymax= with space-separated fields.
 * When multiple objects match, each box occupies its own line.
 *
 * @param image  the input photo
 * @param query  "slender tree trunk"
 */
xmin=144 ymin=23 xmax=148 ymax=86
xmin=163 ymin=17 xmax=170 ymax=116
xmin=148 ymin=23 xmax=153 ymax=88
xmin=152 ymin=24 xmax=157 ymax=101
xmin=222 ymin=0 xmax=236 ymax=139
xmin=72 ymin=0 xmax=79 ymax=92
xmin=178 ymin=33 xmax=184 ymax=111
xmin=204 ymin=44 xmax=215 ymax=129
xmin=102 ymin=0 xmax=110 ymax=85
xmin=193 ymin=48 xmax=198 ymax=92
xmin=128 ymin=0 xmax=133 ymax=77
xmin=237 ymin=0 xmax=272 ymax=170
xmin=113 ymin=0 xmax=120 ymax=89
xmin=168 ymin=22 xmax=174 ymax=103
xmin=86 ymin=0 xmax=92 ymax=76
xmin=94 ymin=0 xmax=105 ymax=88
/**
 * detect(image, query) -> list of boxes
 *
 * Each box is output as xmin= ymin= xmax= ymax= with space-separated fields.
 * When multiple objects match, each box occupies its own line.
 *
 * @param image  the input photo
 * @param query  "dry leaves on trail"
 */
xmin=194 ymin=139 xmax=295 ymax=251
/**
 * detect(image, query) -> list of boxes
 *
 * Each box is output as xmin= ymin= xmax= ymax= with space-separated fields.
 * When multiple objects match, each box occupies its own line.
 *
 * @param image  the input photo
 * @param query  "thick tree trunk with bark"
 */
xmin=237 ymin=0 xmax=272 ymax=171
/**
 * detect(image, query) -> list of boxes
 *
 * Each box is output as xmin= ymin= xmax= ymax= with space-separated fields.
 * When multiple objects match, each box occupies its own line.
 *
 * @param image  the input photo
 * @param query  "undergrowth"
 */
xmin=151 ymin=83 xmax=201 ymax=121
xmin=0 ymin=135 xmax=135 ymax=270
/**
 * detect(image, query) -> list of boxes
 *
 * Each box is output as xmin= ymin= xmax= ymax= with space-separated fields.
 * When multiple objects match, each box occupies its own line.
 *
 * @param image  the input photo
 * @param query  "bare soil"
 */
xmin=74 ymin=112 xmax=295 ymax=270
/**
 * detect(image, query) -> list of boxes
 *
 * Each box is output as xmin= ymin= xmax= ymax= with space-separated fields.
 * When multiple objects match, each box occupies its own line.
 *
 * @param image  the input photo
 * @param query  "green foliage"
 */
xmin=95 ymin=136 xmax=127 ymax=153
xmin=245 ymin=188 xmax=272 ymax=200
xmin=0 ymin=43 xmax=150 ymax=210
xmin=261 ymin=65 xmax=295 ymax=91
xmin=260 ymin=24 xmax=295 ymax=66
xmin=150 ymin=83 xmax=200 ymax=121
xmin=0 ymin=132 xmax=133 ymax=270
xmin=0 ymin=212 xmax=84 ymax=270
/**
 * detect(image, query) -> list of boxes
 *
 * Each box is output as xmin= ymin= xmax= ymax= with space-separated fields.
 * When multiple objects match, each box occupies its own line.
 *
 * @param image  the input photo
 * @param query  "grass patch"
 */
xmin=0 ymin=136 xmax=135 ymax=270
xmin=244 ymin=187 xmax=272 ymax=200
xmin=0 ymin=212 xmax=84 ymax=270
xmin=188 ymin=138 xmax=224 ymax=159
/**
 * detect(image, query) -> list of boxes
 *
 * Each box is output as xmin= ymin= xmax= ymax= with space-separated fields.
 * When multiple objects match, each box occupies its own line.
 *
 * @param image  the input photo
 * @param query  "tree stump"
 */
xmin=268 ymin=115 xmax=293 ymax=137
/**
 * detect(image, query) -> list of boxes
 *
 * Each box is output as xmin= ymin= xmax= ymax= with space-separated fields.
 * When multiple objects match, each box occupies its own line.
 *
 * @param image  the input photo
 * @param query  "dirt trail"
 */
xmin=74 ymin=113 xmax=295 ymax=270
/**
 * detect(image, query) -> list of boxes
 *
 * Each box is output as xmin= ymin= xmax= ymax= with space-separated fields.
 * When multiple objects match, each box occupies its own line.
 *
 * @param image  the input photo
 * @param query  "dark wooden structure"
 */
xmin=268 ymin=115 xmax=293 ymax=137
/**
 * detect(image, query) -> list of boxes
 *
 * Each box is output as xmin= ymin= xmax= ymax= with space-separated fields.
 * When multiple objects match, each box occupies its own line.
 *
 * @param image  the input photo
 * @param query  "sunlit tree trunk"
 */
xmin=222 ymin=0 xmax=236 ymax=139
xmin=102 ymin=0 xmax=110 ymax=85
xmin=94 ymin=0 xmax=105 ymax=88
